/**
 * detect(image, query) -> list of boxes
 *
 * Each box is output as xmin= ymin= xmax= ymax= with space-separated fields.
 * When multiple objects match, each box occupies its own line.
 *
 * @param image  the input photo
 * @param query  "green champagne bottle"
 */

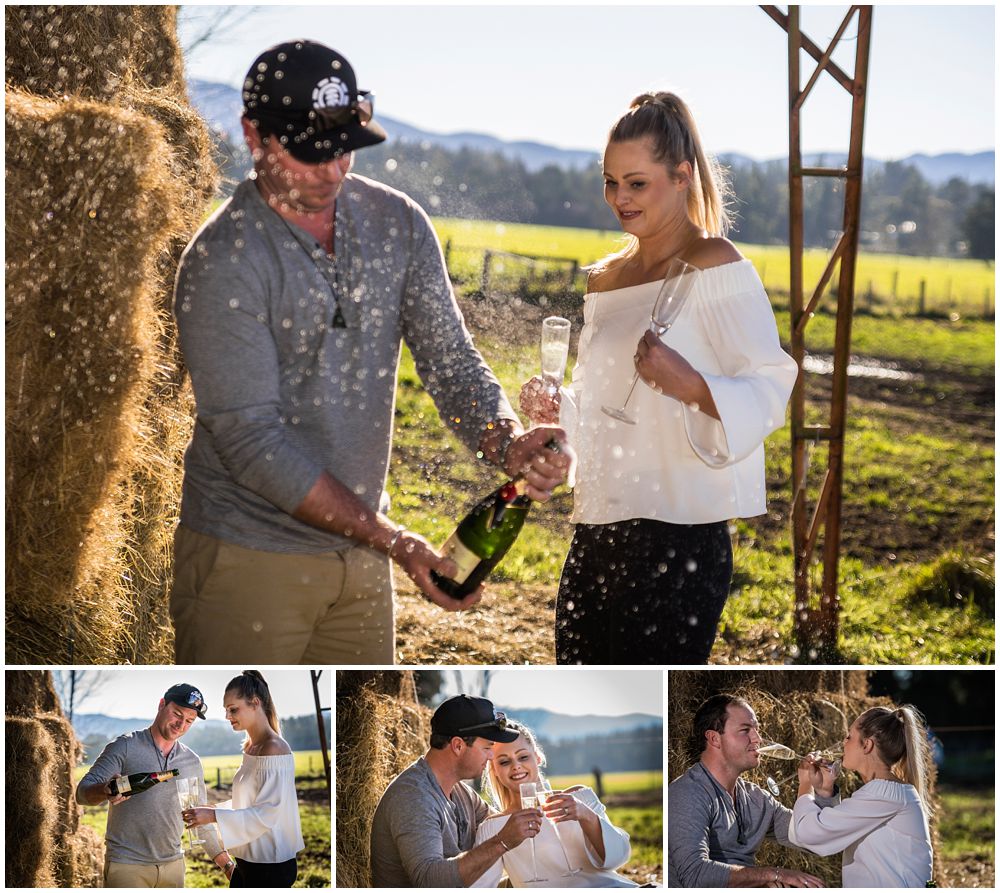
xmin=108 ymin=769 xmax=179 ymax=798
xmin=431 ymin=479 xmax=532 ymax=598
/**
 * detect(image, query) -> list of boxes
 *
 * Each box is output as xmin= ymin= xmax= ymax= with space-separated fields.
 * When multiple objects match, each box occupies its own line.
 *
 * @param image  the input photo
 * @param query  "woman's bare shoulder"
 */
xmin=686 ymin=237 xmax=744 ymax=270
xmin=588 ymin=266 xmax=617 ymax=292
xmin=257 ymin=736 xmax=292 ymax=756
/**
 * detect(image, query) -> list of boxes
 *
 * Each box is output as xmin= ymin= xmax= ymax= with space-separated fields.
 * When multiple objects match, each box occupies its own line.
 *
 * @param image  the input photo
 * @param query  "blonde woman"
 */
xmin=182 ymin=671 xmax=304 ymax=887
xmin=472 ymin=720 xmax=636 ymax=887
xmin=521 ymin=92 xmax=796 ymax=666
xmin=791 ymin=705 xmax=934 ymax=887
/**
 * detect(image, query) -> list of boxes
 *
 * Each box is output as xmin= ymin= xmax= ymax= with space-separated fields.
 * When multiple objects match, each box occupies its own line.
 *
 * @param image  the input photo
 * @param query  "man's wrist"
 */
xmin=494 ymin=833 xmax=510 ymax=852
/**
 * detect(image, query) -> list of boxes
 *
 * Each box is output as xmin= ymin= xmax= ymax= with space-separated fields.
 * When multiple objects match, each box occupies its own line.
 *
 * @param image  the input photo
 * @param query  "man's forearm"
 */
xmin=725 ymin=864 xmax=781 ymax=887
xmin=456 ymin=835 xmax=507 ymax=887
xmin=292 ymin=470 xmax=400 ymax=553
xmin=76 ymin=780 xmax=110 ymax=806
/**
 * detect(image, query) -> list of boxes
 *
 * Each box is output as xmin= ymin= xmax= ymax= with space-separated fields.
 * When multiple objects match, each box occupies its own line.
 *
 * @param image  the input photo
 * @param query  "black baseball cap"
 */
xmin=242 ymin=39 xmax=387 ymax=162
xmin=163 ymin=684 xmax=207 ymax=720
xmin=431 ymin=695 xmax=519 ymax=743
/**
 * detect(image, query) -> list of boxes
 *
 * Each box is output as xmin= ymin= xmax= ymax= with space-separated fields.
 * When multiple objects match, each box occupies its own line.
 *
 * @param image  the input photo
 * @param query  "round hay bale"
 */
xmin=5 ymin=668 xmax=60 ymax=716
xmin=5 ymin=5 xmax=185 ymax=100
xmin=5 ymin=716 xmax=59 ymax=888
xmin=668 ymin=670 xmax=941 ymax=886
xmin=5 ymin=4 xmax=218 ymax=665
xmin=336 ymin=671 xmax=429 ymax=888
xmin=5 ymin=89 xmax=180 ymax=663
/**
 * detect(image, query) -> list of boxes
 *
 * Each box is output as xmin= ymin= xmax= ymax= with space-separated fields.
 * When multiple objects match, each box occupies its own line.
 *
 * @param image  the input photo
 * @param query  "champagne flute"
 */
xmin=601 ymin=258 xmax=699 ymax=425
xmin=176 ymin=776 xmax=206 ymax=853
xmin=756 ymin=739 xmax=842 ymax=796
xmin=519 ymin=781 xmax=547 ymax=882
xmin=539 ymin=779 xmax=580 ymax=876
xmin=540 ymin=316 xmax=571 ymax=400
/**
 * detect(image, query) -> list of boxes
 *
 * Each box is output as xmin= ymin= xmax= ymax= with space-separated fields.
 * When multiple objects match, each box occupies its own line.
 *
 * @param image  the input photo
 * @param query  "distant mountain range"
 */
xmin=188 ymin=78 xmax=995 ymax=185
xmin=74 ymin=707 xmax=660 ymax=749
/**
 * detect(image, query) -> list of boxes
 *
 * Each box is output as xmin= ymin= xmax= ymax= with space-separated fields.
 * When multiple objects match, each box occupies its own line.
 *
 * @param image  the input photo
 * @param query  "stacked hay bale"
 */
xmin=667 ymin=670 xmax=942 ymax=886
xmin=5 ymin=5 xmax=218 ymax=663
xmin=336 ymin=671 xmax=430 ymax=888
xmin=6 ymin=670 xmax=104 ymax=887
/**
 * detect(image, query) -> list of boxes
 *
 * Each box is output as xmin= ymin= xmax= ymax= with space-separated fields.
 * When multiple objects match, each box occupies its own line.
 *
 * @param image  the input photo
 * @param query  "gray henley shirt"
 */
xmin=668 ymin=761 xmax=836 ymax=888
xmin=370 ymin=757 xmax=489 ymax=887
xmin=76 ymin=728 xmax=209 ymax=865
xmin=174 ymin=174 xmax=517 ymax=553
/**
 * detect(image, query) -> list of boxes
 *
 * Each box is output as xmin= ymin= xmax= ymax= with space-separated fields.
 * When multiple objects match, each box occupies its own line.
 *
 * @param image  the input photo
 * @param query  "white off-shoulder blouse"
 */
xmin=471 ymin=786 xmax=636 ymax=887
xmin=214 ymin=752 xmax=305 ymax=864
xmin=560 ymin=259 xmax=797 ymax=525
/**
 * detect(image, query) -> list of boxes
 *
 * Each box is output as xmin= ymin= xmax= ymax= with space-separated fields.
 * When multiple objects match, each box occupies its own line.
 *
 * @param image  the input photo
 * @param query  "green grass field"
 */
xmin=389 ymin=256 xmax=994 ymax=663
xmin=76 ymin=750 xmax=331 ymax=888
xmin=433 ymin=216 xmax=995 ymax=317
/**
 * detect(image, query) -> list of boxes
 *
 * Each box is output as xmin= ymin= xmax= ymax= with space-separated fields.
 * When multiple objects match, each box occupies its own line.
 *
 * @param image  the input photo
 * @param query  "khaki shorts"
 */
xmin=170 ymin=525 xmax=395 ymax=664
xmin=104 ymin=857 xmax=184 ymax=888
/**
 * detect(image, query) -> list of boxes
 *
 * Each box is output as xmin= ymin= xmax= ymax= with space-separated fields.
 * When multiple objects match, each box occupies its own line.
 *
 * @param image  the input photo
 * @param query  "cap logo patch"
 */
xmin=313 ymin=76 xmax=350 ymax=110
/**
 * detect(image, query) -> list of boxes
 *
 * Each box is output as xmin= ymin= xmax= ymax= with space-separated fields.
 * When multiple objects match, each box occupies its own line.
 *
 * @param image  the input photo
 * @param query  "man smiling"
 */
xmin=370 ymin=694 xmax=542 ymax=887
xmin=668 ymin=694 xmax=830 ymax=888
xmin=75 ymin=684 xmax=232 ymax=887
xmin=170 ymin=40 xmax=569 ymax=666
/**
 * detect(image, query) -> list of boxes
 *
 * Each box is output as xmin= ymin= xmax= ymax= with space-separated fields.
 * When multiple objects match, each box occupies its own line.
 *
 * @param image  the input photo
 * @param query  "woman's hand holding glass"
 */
xmin=797 ymin=752 xmax=840 ymax=798
xmin=182 ymin=806 xmax=216 ymax=827
xmin=541 ymin=789 xmax=593 ymax=825
xmin=518 ymin=376 xmax=561 ymax=425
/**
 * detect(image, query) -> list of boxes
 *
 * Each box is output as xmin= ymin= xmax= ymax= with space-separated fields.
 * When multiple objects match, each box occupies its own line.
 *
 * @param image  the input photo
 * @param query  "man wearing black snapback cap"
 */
xmin=171 ymin=40 xmax=571 ymax=665
xmin=76 ymin=684 xmax=233 ymax=886
xmin=370 ymin=695 xmax=543 ymax=886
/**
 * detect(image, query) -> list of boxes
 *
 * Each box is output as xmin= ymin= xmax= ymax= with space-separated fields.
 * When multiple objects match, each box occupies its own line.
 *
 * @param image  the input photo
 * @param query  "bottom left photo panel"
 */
xmin=5 ymin=668 xmax=332 ymax=889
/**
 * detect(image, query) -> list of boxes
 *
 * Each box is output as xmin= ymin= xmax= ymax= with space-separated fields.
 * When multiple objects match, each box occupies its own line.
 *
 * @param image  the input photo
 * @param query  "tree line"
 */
xmin=540 ymin=727 xmax=664 ymax=776
xmin=215 ymin=136 xmax=994 ymax=260
xmin=80 ymin=711 xmax=332 ymax=762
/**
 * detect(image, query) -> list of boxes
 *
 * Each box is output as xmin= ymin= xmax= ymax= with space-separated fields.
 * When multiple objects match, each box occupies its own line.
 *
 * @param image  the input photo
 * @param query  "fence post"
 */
xmin=918 ymin=279 xmax=926 ymax=316
xmin=480 ymin=250 xmax=492 ymax=297
xmin=444 ymin=238 xmax=452 ymax=268
xmin=568 ymin=259 xmax=579 ymax=290
xmin=866 ymin=279 xmax=874 ymax=309
xmin=216 ymin=767 xmax=222 ymax=789
xmin=891 ymin=269 xmax=899 ymax=300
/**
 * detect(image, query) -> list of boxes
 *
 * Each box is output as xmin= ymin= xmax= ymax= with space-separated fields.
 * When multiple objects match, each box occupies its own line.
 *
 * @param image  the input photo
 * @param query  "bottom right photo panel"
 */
xmin=667 ymin=669 xmax=994 ymax=889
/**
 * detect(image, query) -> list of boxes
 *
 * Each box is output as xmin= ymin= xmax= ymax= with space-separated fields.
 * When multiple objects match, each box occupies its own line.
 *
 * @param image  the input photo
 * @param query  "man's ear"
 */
xmin=705 ymin=729 xmax=722 ymax=751
xmin=449 ymin=736 xmax=465 ymax=756
xmin=242 ymin=116 xmax=266 ymax=161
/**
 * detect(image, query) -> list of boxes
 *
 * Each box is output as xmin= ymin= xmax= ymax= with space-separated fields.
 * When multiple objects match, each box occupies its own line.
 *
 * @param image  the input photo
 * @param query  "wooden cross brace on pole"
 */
xmin=760 ymin=5 xmax=873 ymax=658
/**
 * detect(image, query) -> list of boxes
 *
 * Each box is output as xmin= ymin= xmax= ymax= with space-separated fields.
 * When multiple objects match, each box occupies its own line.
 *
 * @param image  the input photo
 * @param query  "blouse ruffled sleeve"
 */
xmin=576 ymin=787 xmax=632 ymax=871
xmin=682 ymin=262 xmax=797 ymax=467
xmin=790 ymin=787 xmax=903 ymax=856
xmin=214 ymin=758 xmax=291 ymax=850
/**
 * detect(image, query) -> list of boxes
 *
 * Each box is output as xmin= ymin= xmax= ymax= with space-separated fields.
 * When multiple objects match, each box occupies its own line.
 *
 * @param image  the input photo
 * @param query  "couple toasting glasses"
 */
xmin=669 ymin=694 xmax=935 ymax=888
xmin=75 ymin=672 xmax=303 ymax=888
xmin=370 ymin=694 xmax=640 ymax=887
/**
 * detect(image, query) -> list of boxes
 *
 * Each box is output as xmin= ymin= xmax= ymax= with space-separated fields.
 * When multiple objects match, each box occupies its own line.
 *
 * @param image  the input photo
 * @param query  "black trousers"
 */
xmin=555 ymin=518 xmax=733 ymax=665
xmin=230 ymin=857 xmax=297 ymax=888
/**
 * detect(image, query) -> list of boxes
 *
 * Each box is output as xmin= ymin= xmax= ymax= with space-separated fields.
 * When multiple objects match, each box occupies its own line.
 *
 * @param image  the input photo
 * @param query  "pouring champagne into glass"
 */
xmin=601 ymin=258 xmax=699 ymax=425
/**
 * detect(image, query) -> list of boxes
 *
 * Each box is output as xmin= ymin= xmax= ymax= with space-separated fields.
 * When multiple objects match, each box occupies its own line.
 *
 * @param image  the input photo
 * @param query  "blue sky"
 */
xmin=441 ymin=668 xmax=663 ymax=717
xmin=178 ymin=2 xmax=995 ymax=159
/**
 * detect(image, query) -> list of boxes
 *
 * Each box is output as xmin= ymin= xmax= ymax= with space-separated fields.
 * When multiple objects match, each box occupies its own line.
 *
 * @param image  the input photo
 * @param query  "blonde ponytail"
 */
xmin=857 ymin=704 xmax=933 ymax=813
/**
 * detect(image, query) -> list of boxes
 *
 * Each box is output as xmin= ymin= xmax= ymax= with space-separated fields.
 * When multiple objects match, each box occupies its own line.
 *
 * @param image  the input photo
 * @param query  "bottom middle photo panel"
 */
xmin=336 ymin=668 xmax=663 ymax=889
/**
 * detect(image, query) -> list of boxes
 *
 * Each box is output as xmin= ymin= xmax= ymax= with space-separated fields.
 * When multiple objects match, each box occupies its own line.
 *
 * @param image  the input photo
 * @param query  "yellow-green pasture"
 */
xmin=433 ymin=217 xmax=995 ymax=316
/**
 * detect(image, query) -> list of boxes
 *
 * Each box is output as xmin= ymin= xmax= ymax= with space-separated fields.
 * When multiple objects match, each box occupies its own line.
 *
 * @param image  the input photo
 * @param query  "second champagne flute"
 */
xmin=519 ymin=781 xmax=548 ymax=882
xmin=539 ymin=779 xmax=580 ymax=876
xmin=601 ymin=258 xmax=698 ymax=425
